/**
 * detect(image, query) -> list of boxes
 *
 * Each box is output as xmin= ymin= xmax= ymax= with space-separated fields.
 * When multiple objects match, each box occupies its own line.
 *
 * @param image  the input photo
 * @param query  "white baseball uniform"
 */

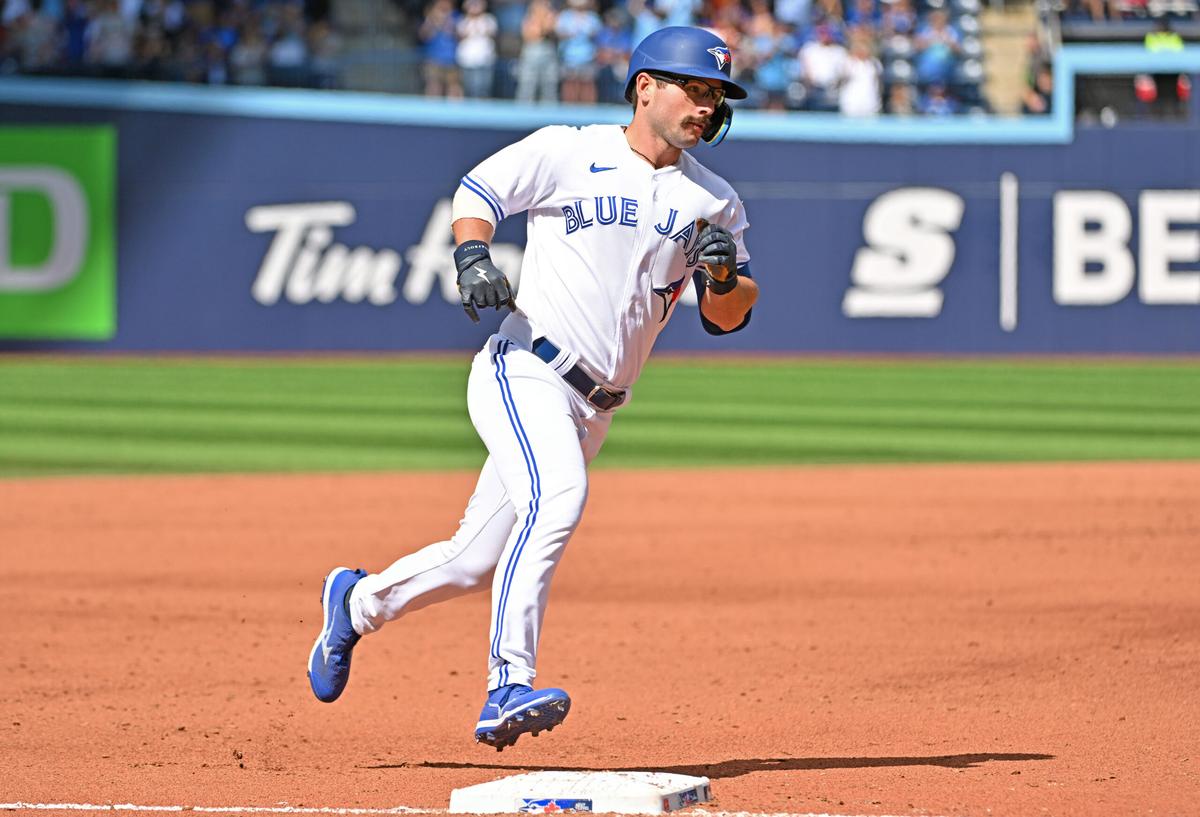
xmin=347 ymin=123 xmax=752 ymax=691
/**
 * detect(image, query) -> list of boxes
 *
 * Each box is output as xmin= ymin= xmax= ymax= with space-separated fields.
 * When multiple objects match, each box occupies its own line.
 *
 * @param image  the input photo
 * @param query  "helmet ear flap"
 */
xmin=701 ymin=102 xmax=733 ymax=146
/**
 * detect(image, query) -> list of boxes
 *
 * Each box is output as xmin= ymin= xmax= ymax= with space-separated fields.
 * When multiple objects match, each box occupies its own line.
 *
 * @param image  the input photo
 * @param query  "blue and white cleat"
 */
xmin=474 ymin=684 xmax=571 ymax=751
xmin=307 ymin=567 xmax=367 ymax=703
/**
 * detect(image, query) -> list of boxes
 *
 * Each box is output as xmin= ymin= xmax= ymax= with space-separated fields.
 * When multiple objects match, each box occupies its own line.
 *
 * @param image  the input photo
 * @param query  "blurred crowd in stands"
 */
xmin=0 ymin=0 xmax=990 ymax=114
xmin=0 ymin=0 xmax=341 ymax=86
xmin=451 ymin=0 xmax=991 ymax=113
xmin=0 ymin=0 xmax=1195 ymax=114
xmin=410 ymin=0 xmax=992 ymax=113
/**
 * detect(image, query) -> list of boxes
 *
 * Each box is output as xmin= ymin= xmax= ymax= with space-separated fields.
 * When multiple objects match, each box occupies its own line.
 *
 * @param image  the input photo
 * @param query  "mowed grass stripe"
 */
xmin=1 ymin=357 xmax=1198 ymax=476
xmin=16 ymin=393 xmax=1196 ymax=440
xmin=620 ymin=403 xmax=1200 ymax=435
xmin=634 ymin=363 xmax=1200 ymax=410
xmin=0 ymin=432 xmax=487 ymax=474
xmin=0 ymin=362 xmax=468 ymax=415
xmin=0 ymin=403 xmax=477 ymax=448
xmin=0 ymin=359 xmax=477 ymax=474
xmin=604 ymin=424 xmax=1195 ymax=464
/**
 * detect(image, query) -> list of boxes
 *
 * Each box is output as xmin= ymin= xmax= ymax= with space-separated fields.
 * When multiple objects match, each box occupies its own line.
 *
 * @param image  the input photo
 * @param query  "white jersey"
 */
xmin=457 ymin=123 xmax=751 ymax=391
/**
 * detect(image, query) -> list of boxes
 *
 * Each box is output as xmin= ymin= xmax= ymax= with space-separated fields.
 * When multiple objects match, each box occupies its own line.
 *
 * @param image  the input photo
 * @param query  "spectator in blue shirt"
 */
xmin=514 ymin=0 xmax=558 ymax=103
xmin=655 ymin=0 xmax=700 ymax=28
xmin=628 ymin=0 xmax=663 ymax=50
xmin=744 ymin=2 xmax=797 ymax=110
xmin=918 ymin=81 xmax=959 ymax=114
xmin=594 ymin=7 xmax=632 ymax=104
xmin=61 ymin=0 xmax=91 ymax=67
xmin=419 ymin=0 xmax=462 ymax=97
xmin=914 ymin=9 xmax=960 ymax=85
xmin=204 ymin=7 xmax=239 ymax=53
xmin=845 ymin=0 xmax=881 ymax=31
xmin=881 ymin=0 xmax=917 ymax=36
xmin=555 ymin=0 xmax=600 ymax=103
xmin=774 ymin=0 xmax=813 ymax=29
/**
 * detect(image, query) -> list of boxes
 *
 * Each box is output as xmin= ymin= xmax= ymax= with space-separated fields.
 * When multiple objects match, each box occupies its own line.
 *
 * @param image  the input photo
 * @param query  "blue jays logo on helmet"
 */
xmin=706 ymin=46 xmax=730 ymax=71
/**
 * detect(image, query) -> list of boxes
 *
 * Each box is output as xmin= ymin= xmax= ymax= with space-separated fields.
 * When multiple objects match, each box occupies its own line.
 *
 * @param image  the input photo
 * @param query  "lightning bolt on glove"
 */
xmin=454 ymin=240 xmax=516 ymax=323
xmin=694 ymin=220 xmax=738 ymax=295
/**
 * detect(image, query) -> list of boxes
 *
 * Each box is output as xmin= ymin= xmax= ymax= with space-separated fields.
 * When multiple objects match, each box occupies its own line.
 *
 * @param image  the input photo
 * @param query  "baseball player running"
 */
xmin=308 ymin=26 xmax=759 ymax=751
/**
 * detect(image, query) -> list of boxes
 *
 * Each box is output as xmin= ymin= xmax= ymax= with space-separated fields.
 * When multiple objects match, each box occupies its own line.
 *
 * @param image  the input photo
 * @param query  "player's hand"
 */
xmin=695 ymin=220 xmax=738 ymax=295
xmin=454 ymin=240 xmax=516 ymax=323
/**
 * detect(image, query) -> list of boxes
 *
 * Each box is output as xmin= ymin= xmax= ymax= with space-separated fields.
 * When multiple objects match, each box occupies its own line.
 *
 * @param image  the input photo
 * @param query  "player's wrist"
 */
xmin=454 ymin=240 xmax=492 ymax=276
xmin=706 ymin=267 xmax=739 ymax=295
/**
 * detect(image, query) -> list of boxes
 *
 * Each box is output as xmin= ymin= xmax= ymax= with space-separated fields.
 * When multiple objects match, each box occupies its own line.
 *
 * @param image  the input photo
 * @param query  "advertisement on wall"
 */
xmin=0 ymin=127 xmax=116 ymax=340
xmin=0 ymin=106 xmax=1196 ymax=353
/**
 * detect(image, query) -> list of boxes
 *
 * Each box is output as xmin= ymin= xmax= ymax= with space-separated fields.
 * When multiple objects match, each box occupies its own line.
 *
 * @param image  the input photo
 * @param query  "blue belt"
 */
xmin=531 ymin=337 xmax=626 ymax=411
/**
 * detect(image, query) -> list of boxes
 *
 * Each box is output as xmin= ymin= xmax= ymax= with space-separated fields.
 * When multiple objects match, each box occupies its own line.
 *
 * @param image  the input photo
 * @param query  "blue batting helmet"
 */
xmin=623 ymin=26 xmax=749 ymax=103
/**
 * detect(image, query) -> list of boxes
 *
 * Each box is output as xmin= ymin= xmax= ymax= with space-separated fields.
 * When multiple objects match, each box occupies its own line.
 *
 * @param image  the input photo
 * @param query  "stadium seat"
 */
xmin=952 ymin=57 xmax=986 ymax=85
xmin=957 ymin=13 xmax=982 ymax=35
xmin=885 ymin=58 xmax=917 ymax=85
xmin=882 ymin=34 xmax=916 ymax=60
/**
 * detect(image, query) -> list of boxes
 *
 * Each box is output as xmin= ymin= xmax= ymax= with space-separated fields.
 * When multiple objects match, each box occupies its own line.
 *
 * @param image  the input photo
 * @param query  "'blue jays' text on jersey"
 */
xmin=457 ymin=124 xmax=751 ymax=391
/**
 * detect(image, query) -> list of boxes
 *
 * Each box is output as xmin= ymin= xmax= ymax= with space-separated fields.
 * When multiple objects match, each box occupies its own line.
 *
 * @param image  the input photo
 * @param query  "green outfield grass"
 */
xmin=1 ymin=357 xmax=1198 ymax=476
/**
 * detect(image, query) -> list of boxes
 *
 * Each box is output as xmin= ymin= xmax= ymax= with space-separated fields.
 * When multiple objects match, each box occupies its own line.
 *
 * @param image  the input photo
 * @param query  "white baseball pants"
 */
xmin=348 ymin=334 xmax=612 ymax=691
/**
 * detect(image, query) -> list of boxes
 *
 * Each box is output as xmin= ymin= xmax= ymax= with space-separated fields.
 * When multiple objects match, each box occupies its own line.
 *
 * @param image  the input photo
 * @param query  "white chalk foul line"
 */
xmin=685 ymin=813 xmax=933 ymax=817
xmin=0 ymin=805 xmax=939 ymax=817
xmin=0 ymin=807 xmax=436 ymax=815
xmin=687 ymin=813 xmax=931 ymax=817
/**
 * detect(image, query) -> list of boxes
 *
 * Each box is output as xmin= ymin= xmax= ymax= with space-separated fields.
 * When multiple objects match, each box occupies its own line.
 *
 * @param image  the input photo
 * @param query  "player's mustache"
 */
xmin=682 ymin=116 xmax=709 ymax=129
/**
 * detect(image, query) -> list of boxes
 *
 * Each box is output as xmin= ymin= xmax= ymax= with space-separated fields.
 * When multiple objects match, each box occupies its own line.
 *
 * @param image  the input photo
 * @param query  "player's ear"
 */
xmin=636 ymin=72 xmax=655 ymax=106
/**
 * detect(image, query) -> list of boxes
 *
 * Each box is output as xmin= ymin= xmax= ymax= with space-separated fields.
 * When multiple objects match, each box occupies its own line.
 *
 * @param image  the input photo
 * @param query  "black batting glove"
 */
xmin=454 ymin=240 xmax=516 ymax=323
xmin=696 ymin=222 xmax=738 ymax=295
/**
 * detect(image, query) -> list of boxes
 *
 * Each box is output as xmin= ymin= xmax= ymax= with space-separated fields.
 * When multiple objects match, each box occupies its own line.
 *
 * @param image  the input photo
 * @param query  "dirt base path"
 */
xmin=2 ymin=463 xmax=1198 ymax=816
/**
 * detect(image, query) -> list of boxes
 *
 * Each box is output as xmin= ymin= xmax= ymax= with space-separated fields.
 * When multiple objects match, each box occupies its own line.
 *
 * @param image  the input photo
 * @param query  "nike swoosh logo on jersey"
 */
xmin=589 ymin=163 xmax=617 ymax=173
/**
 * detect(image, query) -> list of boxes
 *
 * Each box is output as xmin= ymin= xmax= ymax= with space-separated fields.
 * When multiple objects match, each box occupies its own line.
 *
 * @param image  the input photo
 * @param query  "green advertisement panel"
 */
xmin=0 ymin=127 xmax=116 ymax=339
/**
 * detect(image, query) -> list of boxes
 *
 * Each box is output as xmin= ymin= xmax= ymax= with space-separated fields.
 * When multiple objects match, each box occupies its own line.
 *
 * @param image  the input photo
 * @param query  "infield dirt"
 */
xmin=2 ymin=463 xmax=1198 ymax=816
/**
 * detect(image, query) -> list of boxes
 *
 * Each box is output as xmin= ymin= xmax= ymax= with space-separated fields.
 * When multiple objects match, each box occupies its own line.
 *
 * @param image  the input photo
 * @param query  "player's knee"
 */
xmin=448 ymin=562 xmax=495 ymax=591
xmin=428 ymin=536 xmax=491 ymax=591
xmin=439 ymin=551 xmax=494 ymax=591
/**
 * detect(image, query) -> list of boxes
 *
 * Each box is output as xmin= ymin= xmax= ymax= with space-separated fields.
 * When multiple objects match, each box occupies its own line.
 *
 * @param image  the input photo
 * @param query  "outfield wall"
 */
xmin=2 ymin=46 xmax=1199 ymax=353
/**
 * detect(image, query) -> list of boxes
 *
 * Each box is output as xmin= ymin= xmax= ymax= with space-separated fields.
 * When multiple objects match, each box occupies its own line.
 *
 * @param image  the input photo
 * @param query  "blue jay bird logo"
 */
xmin=707 ymin=46 xmax=731 ymax=71
xmin=652 ymin=275 xmax=687 ymax=322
